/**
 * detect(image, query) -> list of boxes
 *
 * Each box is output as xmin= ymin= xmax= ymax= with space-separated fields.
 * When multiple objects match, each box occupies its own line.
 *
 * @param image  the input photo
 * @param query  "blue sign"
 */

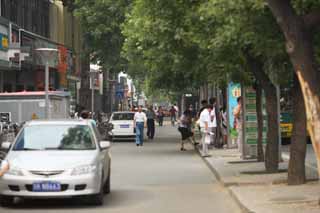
xmin=228 ymin=82 xmax=241 ymax=134
xmin=116 ymin=91 xmax=124 ymax=100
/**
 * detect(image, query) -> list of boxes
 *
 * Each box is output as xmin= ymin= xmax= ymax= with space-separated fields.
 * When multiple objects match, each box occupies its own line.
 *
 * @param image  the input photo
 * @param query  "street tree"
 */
xmin=265 ymin=0 xmax=320 ymax=176
xmin=191 ymin=0 xmax=289 ymax=172
xmin=122 ymin=0 xmax=286 ymax=172
xmin=194 ymin=0 xmax=309 ymax=181
xmin=122 ymin=0 xmax=206 ymax=96
xmin=73 ymin=0 xmax=131 ymax=72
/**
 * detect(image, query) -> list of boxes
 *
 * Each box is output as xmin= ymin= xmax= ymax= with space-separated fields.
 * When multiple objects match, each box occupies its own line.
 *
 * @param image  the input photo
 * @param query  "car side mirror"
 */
xmin=100 ymin=141 xmax=111 ymax=150
xmin=1 ymin=142 xmax=11 ymax=150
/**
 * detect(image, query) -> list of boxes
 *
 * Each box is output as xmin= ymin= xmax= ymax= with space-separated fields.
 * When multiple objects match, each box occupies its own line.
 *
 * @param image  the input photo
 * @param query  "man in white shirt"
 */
xmin=209 ymin=105 xmax=217 ymax=147
xmin=209 ymin=97 xmax=218 ymax=148
xmin=199 ymin=105 xmax=213 ymax=157
xmin=134 ymin=106 xmax=147 ymax=146
xmin=174 ymin=104 xmax=179 ymax=116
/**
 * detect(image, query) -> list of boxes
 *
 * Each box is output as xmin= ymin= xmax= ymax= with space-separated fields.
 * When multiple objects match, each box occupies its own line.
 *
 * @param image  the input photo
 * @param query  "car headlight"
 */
xmin=71 ymin=165 xmax=97 ymax=176
xmin=6 ymin=167 xmax=24 ymax=176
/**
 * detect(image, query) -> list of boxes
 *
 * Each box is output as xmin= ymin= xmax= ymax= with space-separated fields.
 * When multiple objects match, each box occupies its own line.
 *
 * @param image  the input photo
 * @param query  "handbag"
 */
xmin=205 ymin=134 xmax=211 ymax=144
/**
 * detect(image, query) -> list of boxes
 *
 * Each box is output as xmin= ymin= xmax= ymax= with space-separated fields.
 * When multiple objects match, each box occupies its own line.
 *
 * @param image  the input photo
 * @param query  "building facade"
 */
xmin=0 ymin=0 xmax=87 ymax=113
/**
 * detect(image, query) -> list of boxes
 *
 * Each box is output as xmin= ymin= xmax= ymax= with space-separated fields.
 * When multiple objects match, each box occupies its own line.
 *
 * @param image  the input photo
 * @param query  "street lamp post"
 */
xmin=35 ymin=48 xmax=58 ymax=119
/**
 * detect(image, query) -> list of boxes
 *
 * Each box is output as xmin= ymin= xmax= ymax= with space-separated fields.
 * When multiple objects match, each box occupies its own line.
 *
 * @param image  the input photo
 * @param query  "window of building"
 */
xmin=11 ymin=28 xmax=19 ymax=43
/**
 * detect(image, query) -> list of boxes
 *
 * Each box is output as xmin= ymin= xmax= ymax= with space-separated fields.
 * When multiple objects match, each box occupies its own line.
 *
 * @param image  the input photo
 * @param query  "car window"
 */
xmin=112 ymin=113 xmax=134 ymax=120
xmin=13 ymin=125 xmax=96 ymax=151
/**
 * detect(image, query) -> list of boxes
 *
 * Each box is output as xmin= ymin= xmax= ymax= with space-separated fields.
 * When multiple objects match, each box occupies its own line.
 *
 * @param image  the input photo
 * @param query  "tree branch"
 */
xmin=303 ymin=9 xmax=320 ymax=30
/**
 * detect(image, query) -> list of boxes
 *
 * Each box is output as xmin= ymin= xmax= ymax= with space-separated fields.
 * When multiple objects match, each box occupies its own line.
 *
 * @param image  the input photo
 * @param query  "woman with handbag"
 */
xmin=178 ymin=110 xmax=194 ymax=151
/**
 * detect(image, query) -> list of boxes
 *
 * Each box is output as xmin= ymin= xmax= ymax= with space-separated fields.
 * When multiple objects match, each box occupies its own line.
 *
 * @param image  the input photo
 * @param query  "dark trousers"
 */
xmin=147 ymin=119 xmax=155 ymax=139
xmin=158 ymin=117 xmax=164 ymax=126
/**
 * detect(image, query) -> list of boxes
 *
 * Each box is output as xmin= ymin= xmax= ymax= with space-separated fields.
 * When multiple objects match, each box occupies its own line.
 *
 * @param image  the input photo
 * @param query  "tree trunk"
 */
xmin=263 ymin=83 xmax=279 ymax=173
xmin=266 ymin=0 xmax=320 ymax=177
xmin=256 ymin=82 xmax=265 ymax=162
xmin=245 ymin=52 xmax=279 ymax=172
xmin=288 ymin=75 xmax=307 ymax=185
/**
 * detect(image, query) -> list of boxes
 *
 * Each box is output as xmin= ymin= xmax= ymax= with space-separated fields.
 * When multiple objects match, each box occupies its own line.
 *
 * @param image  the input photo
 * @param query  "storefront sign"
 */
xmin=8 ymin=49 xmax=20 ymax=68
xmin=0 ymin=24 xmax=9 ymax=64
xmin=244 ymin=87 xmax=267 ymax=145
xmin=58 ymin=45 xmax=67 ymax=73
xmin=227 ymin=82 xmax=241 ymax=139
xmin=0 ymin=33 xmax=8 ymax=50
xmin=58 ymin=45 xmax=68 ymax=87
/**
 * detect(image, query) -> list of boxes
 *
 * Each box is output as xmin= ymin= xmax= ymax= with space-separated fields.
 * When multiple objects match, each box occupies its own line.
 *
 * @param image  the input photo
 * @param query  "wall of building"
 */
xmin=0 ymin=0 xmax=50 ymax=38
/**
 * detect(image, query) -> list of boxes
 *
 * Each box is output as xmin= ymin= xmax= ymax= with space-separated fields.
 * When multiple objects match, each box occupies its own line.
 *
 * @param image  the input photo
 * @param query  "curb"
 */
xmin=195 ymin=148 xmax=222 ymax=182
xmin=227 ymin=187 xmax=255 ymax=213
xmin=195 ymin=147 xmax=255 ymax=213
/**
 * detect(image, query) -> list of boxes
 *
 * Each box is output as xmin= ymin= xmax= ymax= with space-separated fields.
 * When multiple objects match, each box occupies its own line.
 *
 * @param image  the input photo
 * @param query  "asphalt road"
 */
xmin=0 ymin=123 xmax=240 ymax=213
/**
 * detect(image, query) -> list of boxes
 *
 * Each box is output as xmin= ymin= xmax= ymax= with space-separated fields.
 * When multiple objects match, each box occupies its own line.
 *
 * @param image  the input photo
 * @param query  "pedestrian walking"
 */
xmin=209 ymin=97 xmax=218 ymax=148
xmin=174 ymin=104 xmax=179 ymax=116
xmin=178 ymin=110 xmax=194 ymax=151
xmin=199 ymin=104 xmax=213 ymax=157
xmin=220 ymin=107 xmax=228 ymax=148
xmin=233 ymin=97 xmax=243 ymax=154
xmin=197 ymin=100 xmax=208 ymax=118
xmin=80 ymin=110 xmax=97 ymax=126
xmin=189 ymin=104 xmax=197 ymax=120
xmin=134 ymin=106 xmax=147 ymax=146
xmin=196 ymin=100 xmax=208 ymax=132
xmin=169 ymin=106 xmax=177 ymax=126
xmin=146 ymin=106 xmax=156 ymax=140
xmin=157 ymin=106 xmax=164 ymax=126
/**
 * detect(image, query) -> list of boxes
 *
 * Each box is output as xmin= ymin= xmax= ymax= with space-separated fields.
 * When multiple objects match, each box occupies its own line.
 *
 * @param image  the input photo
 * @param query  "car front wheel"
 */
xmin=87 ymin=175 xmax=104 ymax=205
xmin=104 ymin=169 xmax=111 ymax=194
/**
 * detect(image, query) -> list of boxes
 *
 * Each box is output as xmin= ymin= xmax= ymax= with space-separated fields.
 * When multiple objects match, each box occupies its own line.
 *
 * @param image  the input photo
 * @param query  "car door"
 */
xmin=92 ymin=125 xmax=110 ymax=181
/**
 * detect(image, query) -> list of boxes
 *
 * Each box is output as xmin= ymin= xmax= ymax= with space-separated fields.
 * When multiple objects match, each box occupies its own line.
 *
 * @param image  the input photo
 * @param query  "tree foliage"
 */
xmin=73 ymin=0 xmax=131 ymax=72
xmin=122 ymin=0 xmax=207 ymax=93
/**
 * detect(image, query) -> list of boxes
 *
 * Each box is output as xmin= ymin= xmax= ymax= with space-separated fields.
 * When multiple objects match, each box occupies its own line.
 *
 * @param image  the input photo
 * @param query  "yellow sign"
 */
xmin=2 ymin=37 xmax=8 ymax=49
xmin=232 ymin=87 xmax=241 ymax=98
xmin=31 ymin=113 xmax=39 ymax=120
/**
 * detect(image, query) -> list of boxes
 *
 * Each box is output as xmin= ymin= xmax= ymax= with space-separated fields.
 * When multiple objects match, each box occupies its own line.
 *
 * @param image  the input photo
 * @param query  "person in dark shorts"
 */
xmin=178 ymin=110 xmax=195 ymax=151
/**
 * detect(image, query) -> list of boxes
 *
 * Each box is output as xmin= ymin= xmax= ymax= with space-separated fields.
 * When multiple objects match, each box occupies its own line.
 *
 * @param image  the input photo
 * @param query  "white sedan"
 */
xmin=108 ymin=112 xmax=136 ymax=142
xmin=0 ymin=120 xmax=111 ymax=206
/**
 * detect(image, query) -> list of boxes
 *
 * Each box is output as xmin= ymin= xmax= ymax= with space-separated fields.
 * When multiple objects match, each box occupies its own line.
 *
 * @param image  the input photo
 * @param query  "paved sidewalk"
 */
xmin=197 ymin=147 xmax=320 ymax=213
xmin=282 ymin=144 xmax=317 ymax=171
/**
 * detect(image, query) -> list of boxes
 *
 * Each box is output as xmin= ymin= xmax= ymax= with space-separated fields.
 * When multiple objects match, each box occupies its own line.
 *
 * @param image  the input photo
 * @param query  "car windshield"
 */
xmin=112 ymin=113 xmax=134 ymax=120
xmin=13 ymin=125 xmax=96 ymax=151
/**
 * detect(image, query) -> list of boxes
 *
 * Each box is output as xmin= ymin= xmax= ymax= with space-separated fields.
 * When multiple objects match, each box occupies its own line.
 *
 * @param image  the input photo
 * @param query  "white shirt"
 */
xmin=134 ymin=112 xmax=147 ymax=123
xmin=174 ymin=106 xmax=179 ymax=112
xmin=209 ymin=110 xmax=217 ymax=128
xmin=199 ymin=109 xmax=210 ymax=128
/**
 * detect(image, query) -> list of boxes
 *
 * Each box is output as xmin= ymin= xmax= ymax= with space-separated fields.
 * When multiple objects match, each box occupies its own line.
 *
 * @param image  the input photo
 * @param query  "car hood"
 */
xmin=6 ymin=150 xmax=98 ymax=171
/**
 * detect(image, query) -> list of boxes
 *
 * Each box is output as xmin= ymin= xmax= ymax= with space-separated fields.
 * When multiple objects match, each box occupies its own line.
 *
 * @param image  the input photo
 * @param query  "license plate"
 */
xmin=120 ymin=124 xmax=129 ymax=128
xmin=32 ymin=182 xmax=61 ymax=192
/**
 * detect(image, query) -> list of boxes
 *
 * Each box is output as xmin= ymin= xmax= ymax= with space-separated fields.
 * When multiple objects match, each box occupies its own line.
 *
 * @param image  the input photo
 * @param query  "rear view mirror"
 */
xmin=1 ymin=142 xmax=11 ymax=150
xmin=100 ymin=141 xmax=111 ymax=150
